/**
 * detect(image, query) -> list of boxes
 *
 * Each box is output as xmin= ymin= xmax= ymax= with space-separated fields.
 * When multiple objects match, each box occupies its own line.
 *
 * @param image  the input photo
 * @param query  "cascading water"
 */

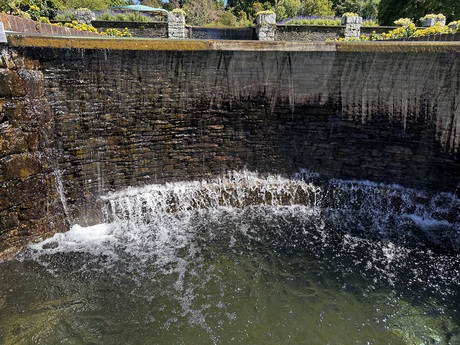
xmin=0 ymin=171 xmax=459 ymax=344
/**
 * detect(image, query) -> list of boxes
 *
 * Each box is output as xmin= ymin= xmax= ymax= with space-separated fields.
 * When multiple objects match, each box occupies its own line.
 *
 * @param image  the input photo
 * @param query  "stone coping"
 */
xmin=5 ymin=32 xmax=460 ymax=53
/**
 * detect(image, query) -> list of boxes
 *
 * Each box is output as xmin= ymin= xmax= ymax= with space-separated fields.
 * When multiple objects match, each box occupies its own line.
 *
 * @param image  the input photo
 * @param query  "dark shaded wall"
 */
xmin=1 ymin=38 xmax=459 ymax=256
xmin=189 ymin=27 xmax=255 ymax=40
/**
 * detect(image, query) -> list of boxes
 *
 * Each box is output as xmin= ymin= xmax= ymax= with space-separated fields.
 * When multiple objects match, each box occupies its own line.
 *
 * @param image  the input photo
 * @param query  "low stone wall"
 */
xmin=360 ymin=26 xmax=397 ymax=35
xmin=275 ymin=25 xmax=342 ymax=41
xmin=189 ymin=27 xmax=255 ymax=40
xmin=0 ymin=13 xmax=99 ymax=36
xmin=92 ymin=21 xmax=168 ymax=38
xmin=398 ymin=31 xmax=460 ymax=41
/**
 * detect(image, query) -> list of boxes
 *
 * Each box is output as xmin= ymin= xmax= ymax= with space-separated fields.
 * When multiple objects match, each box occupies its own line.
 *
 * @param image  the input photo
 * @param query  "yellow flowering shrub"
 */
xmin=63 ymin=21 xmax=99 ymax=33
xmin=100 ymin=28 xmax=132 ymax=37
xmin=412 ymin=22 xmax=450 ymax=37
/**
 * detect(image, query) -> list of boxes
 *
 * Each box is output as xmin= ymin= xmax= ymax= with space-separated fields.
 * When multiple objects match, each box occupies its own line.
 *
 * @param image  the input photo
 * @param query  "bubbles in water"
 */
xmin=5 ymin=170 xmax=460 ymax=344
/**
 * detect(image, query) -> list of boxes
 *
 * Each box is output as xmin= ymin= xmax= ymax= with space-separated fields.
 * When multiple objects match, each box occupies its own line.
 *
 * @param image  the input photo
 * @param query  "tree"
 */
xmin=282 ymin=0 xmax=301 ymax=18
xmin=332 ymin=0 xmax=379 ymax=18
xmin=299 ymin=0 xmax=334 ymax=16
xmin=183 ymin=0 xmax=220 ymax=25
xmin=60 ymin=0 xmax=109 ymax=10
xmin=378 ymin=0 xmax=460 ymax=25
xmin=1 ymin=0 xmax=63 ymax=19
xmin=227 ymin=0 xmax=274 ymax=18
xmin=361 ymin=0 xmax=378 ymax=19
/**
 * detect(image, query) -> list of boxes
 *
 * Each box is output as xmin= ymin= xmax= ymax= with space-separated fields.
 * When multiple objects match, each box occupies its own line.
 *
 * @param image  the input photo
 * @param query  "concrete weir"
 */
xmin=0 ymin=34 xmax=459 ymax=256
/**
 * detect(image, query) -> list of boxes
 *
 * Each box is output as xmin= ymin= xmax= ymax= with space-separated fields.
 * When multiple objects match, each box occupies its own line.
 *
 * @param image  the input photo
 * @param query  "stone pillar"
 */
xmin=168 ymin=13 xmax=186 ymax=39
xmin=256 ymin=13 xmax=276 ymax=41
xmin=421 ymin=18 xmax=446 ymax=27
xmin=0 ymin=22 xmax=7 ymax=44
xmin=74 ymin=8 xmax=96 ymax=24
xmin=341 ymin=16 xmax=362 ymax=39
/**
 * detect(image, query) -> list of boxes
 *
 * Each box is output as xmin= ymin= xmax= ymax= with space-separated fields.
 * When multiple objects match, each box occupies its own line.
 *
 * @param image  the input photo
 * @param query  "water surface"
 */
xmin=1 ymin=172 xmax=459 ymax=344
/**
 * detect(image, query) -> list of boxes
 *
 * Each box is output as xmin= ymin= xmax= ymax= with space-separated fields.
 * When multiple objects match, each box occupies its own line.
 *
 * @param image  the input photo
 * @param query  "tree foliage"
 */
xmin=378 ymin=0 xmax=460 ymax=25
xmin=332 ymin=0 xmax=378 ymax=19
xmin=1 ymin=0 xmax=63 ymax=19
xmin=59 ymin=0 xmax=108 ymax=11
xmin=274 ymin=0 xmax=300 ymax=20
xmin=299 ymin=0 xmax=334 ymax=16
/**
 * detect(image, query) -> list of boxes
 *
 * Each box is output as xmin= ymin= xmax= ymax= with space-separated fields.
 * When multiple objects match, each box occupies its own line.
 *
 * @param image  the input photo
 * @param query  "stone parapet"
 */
xmin=341 ymin=16 xmax=362 ymax=38
xmin=256 ymin=13 xmax=276 ymax=41
xmin=0 ymin=13 xmax=99 ymax=36
xmin=168 ymin=13 xmax=186 ymax=39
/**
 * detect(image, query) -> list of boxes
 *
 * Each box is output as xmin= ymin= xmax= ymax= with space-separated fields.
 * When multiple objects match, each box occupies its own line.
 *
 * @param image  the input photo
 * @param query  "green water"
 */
xmin=0 ymin=205 xmax=459 ymax=345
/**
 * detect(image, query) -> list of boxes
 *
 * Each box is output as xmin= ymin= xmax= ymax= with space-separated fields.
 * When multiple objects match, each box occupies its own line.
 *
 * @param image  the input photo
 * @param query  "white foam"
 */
xmin=404 ymin=214 xmax=453 ymax=228
xmin=29 ymin=223 xmax=118 ymax=257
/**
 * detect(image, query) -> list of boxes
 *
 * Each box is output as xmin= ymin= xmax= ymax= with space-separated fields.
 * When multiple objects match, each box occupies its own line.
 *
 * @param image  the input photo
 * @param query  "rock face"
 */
xmin=0 ymin=48 xmax=66 ymax=257
xmin=0 ymin=39 xmax=459 ymax=256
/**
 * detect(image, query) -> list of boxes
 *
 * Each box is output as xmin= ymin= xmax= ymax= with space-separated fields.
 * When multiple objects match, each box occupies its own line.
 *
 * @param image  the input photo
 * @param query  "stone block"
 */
xmin=168 ymin=13 xmax=186 ymax=39
xmin=0 ymin=127 xmax=29 ymax=155
xmin=0 ymin=70 xmax=26 ymax=97
xmin=0 ymin=153 xmax=43 ymax=180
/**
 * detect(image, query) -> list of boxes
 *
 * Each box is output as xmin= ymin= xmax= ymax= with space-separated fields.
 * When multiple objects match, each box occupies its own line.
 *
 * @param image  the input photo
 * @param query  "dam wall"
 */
xmin=1 ymin=36 xmax=459 ymax=255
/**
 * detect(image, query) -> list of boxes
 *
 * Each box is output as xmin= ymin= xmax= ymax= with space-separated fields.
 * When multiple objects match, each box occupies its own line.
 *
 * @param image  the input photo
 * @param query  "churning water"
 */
xmin=0 ymin=171 xmax=459 ymax=344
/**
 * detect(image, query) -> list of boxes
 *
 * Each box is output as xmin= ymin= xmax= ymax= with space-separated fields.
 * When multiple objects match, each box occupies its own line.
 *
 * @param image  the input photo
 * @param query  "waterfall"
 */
xmin=98 ymin=170 xmax=460 ymax=254
xmin=6 ymin=170 xmax=460 ymax=344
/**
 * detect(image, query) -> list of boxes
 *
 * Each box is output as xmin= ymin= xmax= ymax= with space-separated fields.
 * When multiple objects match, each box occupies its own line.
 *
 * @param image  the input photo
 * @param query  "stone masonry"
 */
xmin=168 ymin=13 xmax=186 ymax=39
xmin=0 ymin=37 xmax=459 ymax=257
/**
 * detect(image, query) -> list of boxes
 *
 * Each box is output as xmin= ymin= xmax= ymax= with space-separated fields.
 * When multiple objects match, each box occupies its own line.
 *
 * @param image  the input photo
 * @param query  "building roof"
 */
xmin=110 ymin=5 xmax=169 ymax=14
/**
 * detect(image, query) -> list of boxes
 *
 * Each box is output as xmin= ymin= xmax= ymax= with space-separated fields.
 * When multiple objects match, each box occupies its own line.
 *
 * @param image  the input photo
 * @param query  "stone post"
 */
xmin=256 ymin=13 xmax=276 ymax=41
xmin=168 ymin=13 xmax=186 ymax=39
xmin=421 ymin=17 xmax=446 ymax=27
xmin=74 ymin=8 xmax=96 ymax=24
xmin=0 ymin=22 xmax=7 ymax=44
xmin=341 ymin=16 xmax=362 ymax=39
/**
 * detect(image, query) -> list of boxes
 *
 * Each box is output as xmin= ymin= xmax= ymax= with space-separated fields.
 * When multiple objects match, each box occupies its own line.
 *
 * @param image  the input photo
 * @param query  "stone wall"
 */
xmin=0 ymin=47 xmax=66 ymax=257
xmin=0 ymin=13 xmax=99 ymax=36
xmin=1 ymin=37 xmax=459 ymax=256
xmin=275 ymin=25 xmax=342 ymax=41
xmin=189 ymin=27 xmax=254 ymax=40
xmin=397 ymin=32 xmax=460 ymax=42
xmin=92 ymin=21 xmax=168 ymax=38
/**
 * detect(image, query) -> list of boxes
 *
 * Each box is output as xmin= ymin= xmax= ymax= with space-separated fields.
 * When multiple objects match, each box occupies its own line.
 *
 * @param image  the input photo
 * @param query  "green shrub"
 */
xmin=125 ymin=12 xmax=152 ymax=22
xmin=342 ymin=12 xmax=358 ymax=17
xmin=420 ymin=13 xmax=446 ymax=21
xmin=283 ymin=17 xmax=341 ymax=26
xmin=54 ymin=10 xmax=76 ymax=21
xmin=394 ymin=18 xmax=412 ymax=26
xmin=171 ymin=8 xmax=186 ymax=16
xmin=361 ymin=19 xmax=378 ymax=27
xmin=255 ymin=10 xmax=275 ymax=16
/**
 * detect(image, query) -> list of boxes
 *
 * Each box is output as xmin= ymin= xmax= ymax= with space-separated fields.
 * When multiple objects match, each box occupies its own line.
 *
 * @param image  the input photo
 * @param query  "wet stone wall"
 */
xmin=0 ymin=48 xmax=66 ymax=256
xmin=1 ymin=42 xmax=459 ymax=255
